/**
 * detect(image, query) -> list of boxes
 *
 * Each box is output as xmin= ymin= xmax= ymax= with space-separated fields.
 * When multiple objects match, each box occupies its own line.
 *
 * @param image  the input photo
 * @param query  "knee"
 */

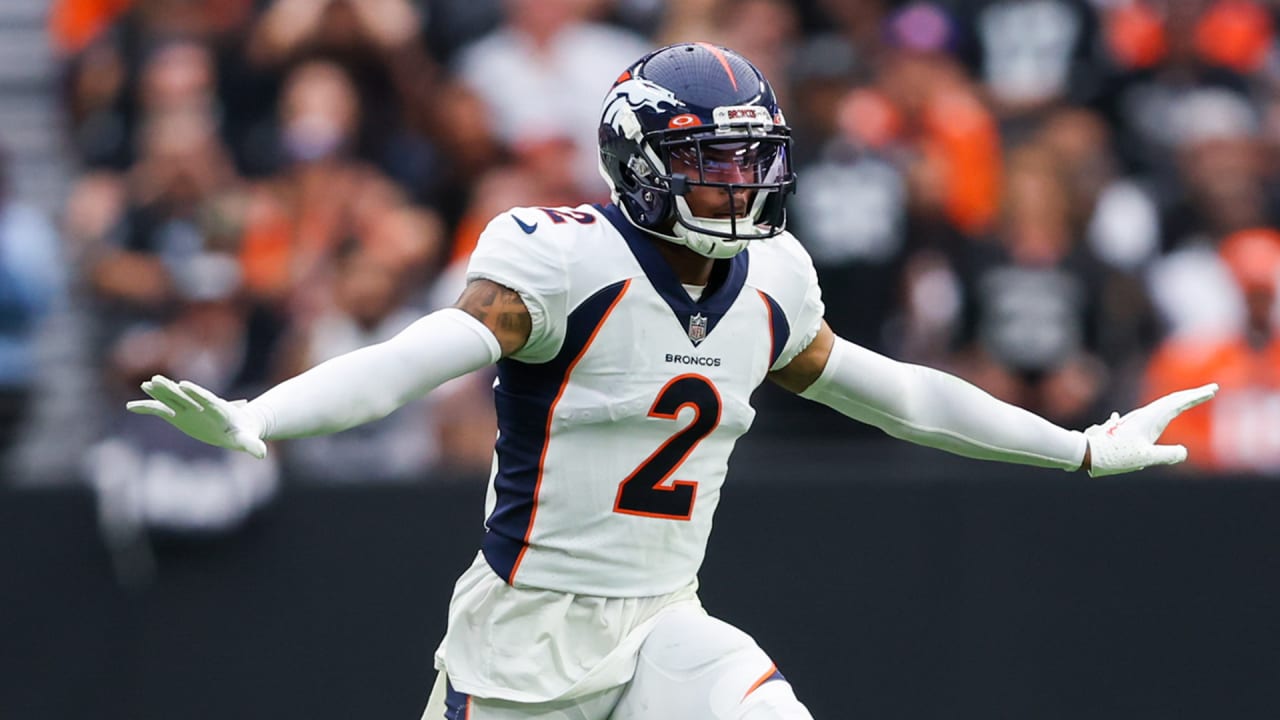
xmin=736 ymin=679 xmax=814 ymax=720
xmin=641 ymin=609 xmax=761 ymax=673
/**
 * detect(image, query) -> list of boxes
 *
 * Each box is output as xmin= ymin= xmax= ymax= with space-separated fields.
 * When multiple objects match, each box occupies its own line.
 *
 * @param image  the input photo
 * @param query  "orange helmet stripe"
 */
xmin=696 ymin=42 xmax=738 ymax=91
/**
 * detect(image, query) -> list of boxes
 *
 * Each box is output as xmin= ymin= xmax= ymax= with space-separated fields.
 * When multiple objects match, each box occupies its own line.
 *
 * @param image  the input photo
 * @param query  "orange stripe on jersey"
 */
xmin=756 ymin=290 xmax=789 ymax=369
xmin=508 ymin=279 xmax=633 ymax=583
xmin=697 ymin=42 xmax=738 ymax=91
xmin=743 ymin=663 xmax=779 ymax=700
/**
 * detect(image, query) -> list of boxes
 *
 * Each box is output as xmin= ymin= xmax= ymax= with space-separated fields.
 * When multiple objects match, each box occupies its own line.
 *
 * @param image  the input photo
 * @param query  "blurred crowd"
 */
xmin=4 ymin=0 xmax=1280 ymax=530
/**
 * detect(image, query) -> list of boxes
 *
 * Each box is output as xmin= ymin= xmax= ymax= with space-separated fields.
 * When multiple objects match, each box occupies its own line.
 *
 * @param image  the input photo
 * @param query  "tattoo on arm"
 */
xmin=455 ymin=280 xmax=533 ymax=357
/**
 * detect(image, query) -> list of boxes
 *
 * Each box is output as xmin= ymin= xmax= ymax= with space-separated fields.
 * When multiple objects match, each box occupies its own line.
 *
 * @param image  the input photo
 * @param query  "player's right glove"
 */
xmin=126 ymin=375 xmax=268 ymax=459
xmin=1083 ymin=383 xmax=1218 ymax=477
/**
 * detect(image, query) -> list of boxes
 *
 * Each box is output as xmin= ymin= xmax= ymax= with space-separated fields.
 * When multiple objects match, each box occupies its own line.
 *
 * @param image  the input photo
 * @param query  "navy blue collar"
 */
xmin=599 ymin=203 xmax=749 ymax=346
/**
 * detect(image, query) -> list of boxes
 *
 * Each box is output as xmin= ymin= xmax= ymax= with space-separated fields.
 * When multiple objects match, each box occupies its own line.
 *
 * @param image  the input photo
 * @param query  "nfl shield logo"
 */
xmin=687 ymin=313 xmax=708 ymax=343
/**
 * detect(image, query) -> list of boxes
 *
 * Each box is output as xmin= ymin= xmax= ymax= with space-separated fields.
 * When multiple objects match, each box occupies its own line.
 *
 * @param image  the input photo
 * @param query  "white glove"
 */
xmin=126 ymin=375 xmax=268 ymax=459
xmin=1084 ymin=383 xmax=1218 ymax=477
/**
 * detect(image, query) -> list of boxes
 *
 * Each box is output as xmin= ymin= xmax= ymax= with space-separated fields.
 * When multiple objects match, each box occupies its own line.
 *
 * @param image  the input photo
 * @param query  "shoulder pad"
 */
xmin=751 ymin=230 xmax=813 ymax=272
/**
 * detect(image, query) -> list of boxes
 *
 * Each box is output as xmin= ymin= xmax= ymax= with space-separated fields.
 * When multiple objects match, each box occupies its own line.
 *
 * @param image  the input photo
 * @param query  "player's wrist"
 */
xmin=239 ymin=401 xmax=271 ymax=441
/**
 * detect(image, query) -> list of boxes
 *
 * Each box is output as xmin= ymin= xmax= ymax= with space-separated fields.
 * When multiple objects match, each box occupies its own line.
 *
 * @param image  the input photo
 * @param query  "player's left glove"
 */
xmin=1083 ymin=383 xmax=1218 ymax=477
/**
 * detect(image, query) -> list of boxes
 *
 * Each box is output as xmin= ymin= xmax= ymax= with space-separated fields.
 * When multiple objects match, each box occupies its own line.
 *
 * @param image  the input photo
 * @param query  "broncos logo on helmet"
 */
xmin=601 ymin=78 xmax=687 ymax=149
xmin=602 ymin=79 xmax=685 ymax=130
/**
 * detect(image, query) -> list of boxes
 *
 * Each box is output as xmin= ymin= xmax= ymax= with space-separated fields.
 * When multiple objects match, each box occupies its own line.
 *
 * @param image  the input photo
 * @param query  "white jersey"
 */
xmin=467 ymin=203 xmax=823 ymax=597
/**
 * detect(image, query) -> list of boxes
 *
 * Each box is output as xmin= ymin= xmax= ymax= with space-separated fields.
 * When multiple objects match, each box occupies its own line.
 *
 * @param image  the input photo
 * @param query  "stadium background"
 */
xmin=1 ymin=0 xmax=1278 ymax=717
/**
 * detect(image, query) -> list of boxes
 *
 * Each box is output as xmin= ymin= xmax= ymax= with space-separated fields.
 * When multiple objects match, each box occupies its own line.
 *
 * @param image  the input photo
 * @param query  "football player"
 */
xmin=128 ymin=43 xmax=1217 ymax=720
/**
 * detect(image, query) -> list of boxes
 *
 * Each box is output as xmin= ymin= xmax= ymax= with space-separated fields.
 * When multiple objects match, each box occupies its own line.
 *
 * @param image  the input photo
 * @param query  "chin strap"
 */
xmin=668 ymin=194 xmax=773 ymax=259
xmin=671 ymin=220 xmax=750 ymax=259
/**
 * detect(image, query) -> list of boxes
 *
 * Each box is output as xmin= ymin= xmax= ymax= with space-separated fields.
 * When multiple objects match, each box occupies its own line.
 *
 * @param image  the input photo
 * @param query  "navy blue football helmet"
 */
xmin=597 ymin=43 xmax=796 ymax=259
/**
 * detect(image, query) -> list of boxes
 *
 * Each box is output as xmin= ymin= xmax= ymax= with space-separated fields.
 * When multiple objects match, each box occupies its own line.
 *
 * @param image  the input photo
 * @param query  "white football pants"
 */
xmin=420 ymin=607 xmax=814 ymax=720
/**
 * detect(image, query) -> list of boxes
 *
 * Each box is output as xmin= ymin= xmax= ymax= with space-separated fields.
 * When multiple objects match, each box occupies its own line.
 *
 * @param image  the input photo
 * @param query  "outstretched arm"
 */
xmin=771 ymin=322 xmax=1217 ymax=476
xmin=127 ymin=279 xmax=530 ymax=457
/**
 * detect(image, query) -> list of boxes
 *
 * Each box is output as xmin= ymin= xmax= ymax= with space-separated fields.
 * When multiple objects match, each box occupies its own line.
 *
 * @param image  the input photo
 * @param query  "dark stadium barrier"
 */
xmin=3 ymin=445 xmax=1279 ymax=720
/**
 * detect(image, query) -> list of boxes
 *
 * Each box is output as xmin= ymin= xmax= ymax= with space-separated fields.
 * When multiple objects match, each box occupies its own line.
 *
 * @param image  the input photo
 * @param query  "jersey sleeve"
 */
xmin=465 ymin=210 xmax=571 ymax=363
xmin=771 ymin=235 xmax=825 ymax=371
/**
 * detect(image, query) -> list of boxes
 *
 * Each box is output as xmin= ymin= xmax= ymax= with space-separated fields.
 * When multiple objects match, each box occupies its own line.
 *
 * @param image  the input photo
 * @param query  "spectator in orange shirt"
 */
xmin=1143 ymin=228 xmax=1280 ymax=474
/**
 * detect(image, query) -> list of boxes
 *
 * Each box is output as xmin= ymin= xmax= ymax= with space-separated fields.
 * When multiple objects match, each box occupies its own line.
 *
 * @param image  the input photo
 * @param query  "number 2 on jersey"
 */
xmin=613 ymin=374 xmax=721 ymax=520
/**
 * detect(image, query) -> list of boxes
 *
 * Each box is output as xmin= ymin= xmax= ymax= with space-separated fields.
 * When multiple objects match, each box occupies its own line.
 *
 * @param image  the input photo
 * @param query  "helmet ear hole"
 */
xmin=618 ymin=162 xmax=639 ymax=191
